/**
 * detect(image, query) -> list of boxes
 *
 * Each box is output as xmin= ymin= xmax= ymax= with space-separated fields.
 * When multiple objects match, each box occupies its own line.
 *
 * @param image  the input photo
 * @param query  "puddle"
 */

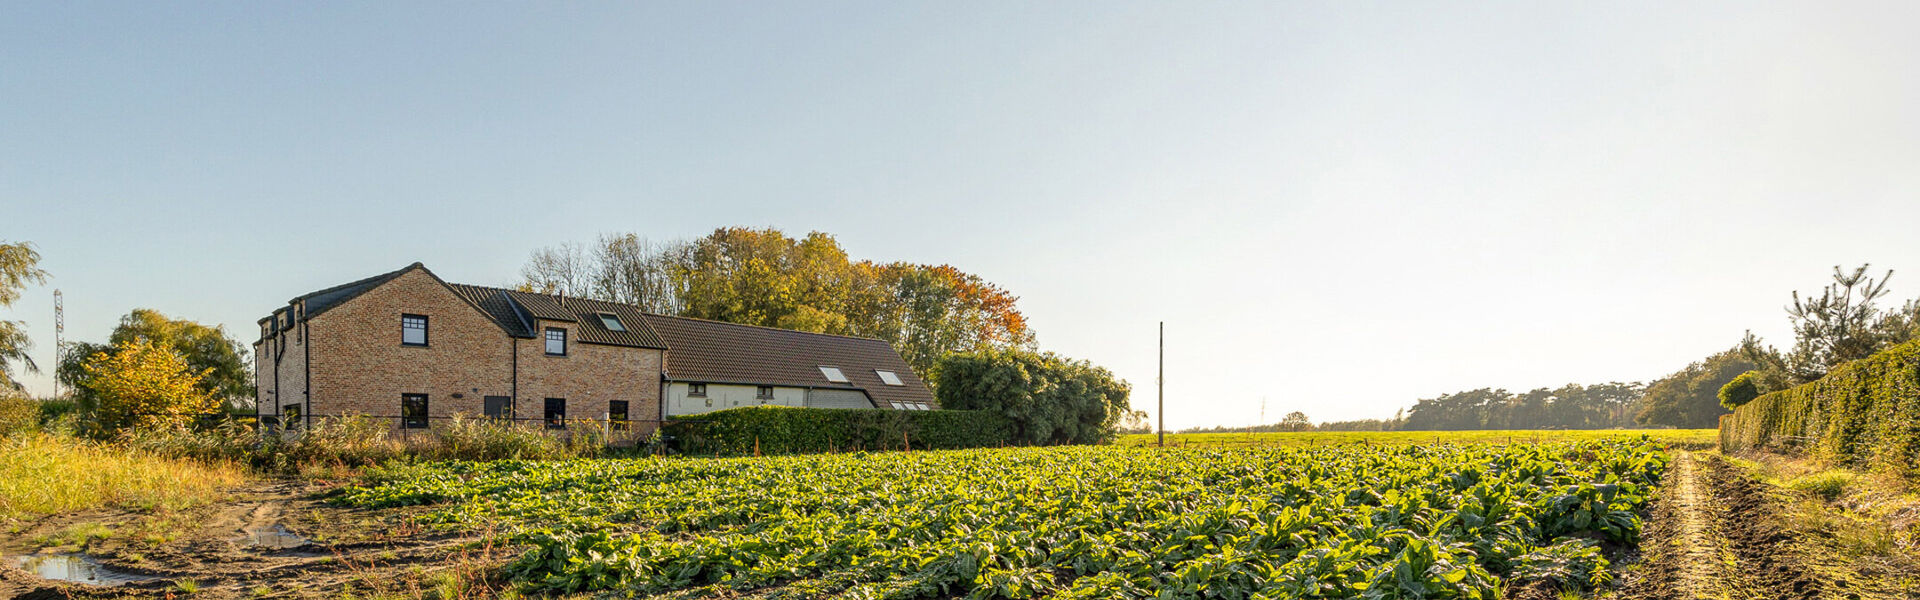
xmin=242 ymin=525 xmax=309 ymax=549
xmin=9 ymin=553 xmax=158 ymax=586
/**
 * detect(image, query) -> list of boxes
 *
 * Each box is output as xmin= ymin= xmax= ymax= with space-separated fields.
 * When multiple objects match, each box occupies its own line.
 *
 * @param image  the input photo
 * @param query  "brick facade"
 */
xmin=254 ymin=266 xmax=663 ymax=433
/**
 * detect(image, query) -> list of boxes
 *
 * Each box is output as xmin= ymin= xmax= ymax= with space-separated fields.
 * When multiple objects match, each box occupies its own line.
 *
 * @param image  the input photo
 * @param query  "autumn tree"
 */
xmin=57 ymin=309 xmax=252 ymax=412
xmin=519 ymin=228 xmax=1035 ymax=375
xmin=80 ymin=339 xmax=216 ymax=433
xmin=0 ymin=241 xmax=49 ymax=391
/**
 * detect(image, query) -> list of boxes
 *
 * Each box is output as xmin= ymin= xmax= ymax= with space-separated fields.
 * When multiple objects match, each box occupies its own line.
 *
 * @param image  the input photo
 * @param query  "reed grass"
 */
xmin=0 ymin=432 xmax=248 ymax=520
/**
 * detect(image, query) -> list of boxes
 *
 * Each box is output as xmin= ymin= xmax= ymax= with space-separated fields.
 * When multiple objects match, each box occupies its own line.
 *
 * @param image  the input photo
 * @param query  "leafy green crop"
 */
xmin=338 ymin=440 xmax=1668 ymax=599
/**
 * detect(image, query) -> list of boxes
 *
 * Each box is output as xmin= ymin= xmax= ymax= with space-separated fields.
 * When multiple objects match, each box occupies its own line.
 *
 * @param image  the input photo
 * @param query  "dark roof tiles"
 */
xmin=642 ymin=314 xmax=935 ymax=408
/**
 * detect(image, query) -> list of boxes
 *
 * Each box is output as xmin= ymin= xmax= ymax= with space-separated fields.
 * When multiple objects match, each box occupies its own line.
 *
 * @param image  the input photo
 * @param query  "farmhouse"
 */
xmin=253 ymin=263 xmax=935 ymax=432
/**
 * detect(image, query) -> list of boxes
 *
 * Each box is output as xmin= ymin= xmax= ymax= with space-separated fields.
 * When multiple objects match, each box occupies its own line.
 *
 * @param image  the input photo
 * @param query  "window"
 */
xmin=818 ymin=366 xmax=848 ymax=383
xmin=609 ymin=400 xmax=629 ymax=431
xmin=545 ymin=327 xmax=567 ymax=356
xmin=402 ymin=394 xmax=429 ymax=429
xmin=688 ymin=383 xmax=707 ymax=397
xmin=402 ymin=314 xmax=429 ymax=346
xmin=875 ymin=370 xmax=903 ymax=386
xmin=598 ymin=313 xmax=627 ymax=332
xmin=756 ymin=386 xmax=774 ymax=399
xmin=281 ymin=404 xmax=302 ymax=430
xmin=544 ymin=398 xmax=566 ymax=429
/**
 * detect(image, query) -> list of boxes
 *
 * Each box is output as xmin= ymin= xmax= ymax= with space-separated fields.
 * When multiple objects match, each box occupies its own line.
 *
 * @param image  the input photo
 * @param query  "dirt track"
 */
xmin=1613 ymin=451 xmax=1891 ymax=600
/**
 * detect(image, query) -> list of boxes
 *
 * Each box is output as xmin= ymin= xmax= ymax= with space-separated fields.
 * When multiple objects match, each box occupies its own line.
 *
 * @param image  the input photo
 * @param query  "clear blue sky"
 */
xmin=5 ymin=2 xmax=1919 ymax=429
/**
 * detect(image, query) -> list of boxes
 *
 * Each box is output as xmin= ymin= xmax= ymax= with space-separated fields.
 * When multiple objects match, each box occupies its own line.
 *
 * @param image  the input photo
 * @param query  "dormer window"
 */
xmin=818 ymin=366 xmax=848 ymax=383
xmin=545 ymin=327 xmax=567 ymax=356
xmin=401 ymin=314 xmax=429 ymax=346
xmin=875 ymin=370 xmax=903 ymax=386
xmin=598 ymin=313 xmax=627 ymax=332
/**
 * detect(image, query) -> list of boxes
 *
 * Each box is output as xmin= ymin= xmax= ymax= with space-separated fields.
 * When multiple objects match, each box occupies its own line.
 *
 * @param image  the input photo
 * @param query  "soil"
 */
xmin=0 ymin=481 xmax=515 ymax=599
xmin=1611 ymin=451 xmax=1912 ymax=600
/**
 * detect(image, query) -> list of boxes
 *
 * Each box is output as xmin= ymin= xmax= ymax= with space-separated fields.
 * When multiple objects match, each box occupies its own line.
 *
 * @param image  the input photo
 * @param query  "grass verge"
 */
xmin=0 ymin=432 xmax=248 ymax=521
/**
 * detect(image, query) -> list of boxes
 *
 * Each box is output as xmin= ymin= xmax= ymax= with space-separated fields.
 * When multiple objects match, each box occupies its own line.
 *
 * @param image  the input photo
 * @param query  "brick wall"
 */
xmin=516 ymin=319 xmax=663 ymax=431
xmin=268 ymin=267 xmax=667 ymax=433
xmin=308 ymin=269 xmax=514 ymax=423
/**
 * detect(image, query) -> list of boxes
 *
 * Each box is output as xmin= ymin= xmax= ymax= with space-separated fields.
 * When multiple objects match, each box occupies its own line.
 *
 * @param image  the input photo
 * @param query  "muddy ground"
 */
xmin=0 ymin=481 xmax=515 ymax=599
xmin=1612 ymin=451 xmax=1918 ymax=600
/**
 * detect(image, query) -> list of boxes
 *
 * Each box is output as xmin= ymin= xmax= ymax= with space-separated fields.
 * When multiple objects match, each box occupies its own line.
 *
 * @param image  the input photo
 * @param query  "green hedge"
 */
xmin=663 ymin=406 xmax=1015 ymax=456
xmin=1720 ymin=339 xmax=1920 ymax=479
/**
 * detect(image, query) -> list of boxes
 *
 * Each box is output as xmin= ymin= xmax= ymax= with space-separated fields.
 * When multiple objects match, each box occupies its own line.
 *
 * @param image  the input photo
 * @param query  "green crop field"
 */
xmin=1117 ymin=429 xmax=1718 ymax=450
xmin=342 ymin=439 xmax=1669 ymax=598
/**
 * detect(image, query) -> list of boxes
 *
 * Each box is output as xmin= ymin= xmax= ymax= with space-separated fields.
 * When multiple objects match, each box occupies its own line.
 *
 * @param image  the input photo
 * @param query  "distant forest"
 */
xmin=1185 ymin=264 xmax=1920 ymax=433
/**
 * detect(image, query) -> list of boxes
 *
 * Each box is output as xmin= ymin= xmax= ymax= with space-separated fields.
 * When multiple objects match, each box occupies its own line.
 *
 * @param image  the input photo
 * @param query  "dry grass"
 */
xmin=0 ymin=432 xmax=248 ymax=521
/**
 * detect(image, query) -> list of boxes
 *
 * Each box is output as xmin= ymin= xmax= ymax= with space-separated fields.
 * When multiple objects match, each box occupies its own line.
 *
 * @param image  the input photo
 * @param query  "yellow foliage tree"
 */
xmin=81 ymin=339 xmax=215 ymax=433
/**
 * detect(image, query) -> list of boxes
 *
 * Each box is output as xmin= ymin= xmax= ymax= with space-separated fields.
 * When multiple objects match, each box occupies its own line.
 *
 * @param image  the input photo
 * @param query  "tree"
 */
xmin=519 ymin=228 xmax=1036 ymax=375
xmin=80 ymin=339 xmax=216 ymax=433
xmin=0 ymin=241 xmax=49 ymax=391
xmin=933 ymin=349 xmax=1131 ymax=445
xmin=1636 ymin=348 xmax=1755 ymax=428
xmin=1718 ymin=371 xmax=1762 ymax=410
xmin=1742 ymin=264 xmax=1920 ymax=386
xmin=1279 ymin=411 xmax=1311 ymax=432
xmin=55 ymin=310 xmax=252 ymax=412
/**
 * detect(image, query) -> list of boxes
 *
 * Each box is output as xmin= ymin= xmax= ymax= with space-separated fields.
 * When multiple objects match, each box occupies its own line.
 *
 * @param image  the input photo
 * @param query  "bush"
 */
xmin=0 ymin=393 xmax=35 ymax=437
xmin=663 ymin=406 xmax=1013 ymax=456
xmin=1720 ymin=339 xmax=1920 ymax=480
xmin=934 ymin=349 xmax=1132 ymax=445
xmin=1786 ymin=470 xmax=1857 ymax=501
xmin=120 ymin=413 xmax=609 ymax=473
xmin=1718 ymin=371 xmax=1762 ymax=410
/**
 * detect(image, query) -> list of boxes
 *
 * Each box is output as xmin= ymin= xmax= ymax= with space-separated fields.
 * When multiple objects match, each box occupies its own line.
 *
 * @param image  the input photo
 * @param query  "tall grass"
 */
xmin=117 ymin=414 xmax=616 ymax=473
xmin=0 ymin=433 xmax=248 ymax=520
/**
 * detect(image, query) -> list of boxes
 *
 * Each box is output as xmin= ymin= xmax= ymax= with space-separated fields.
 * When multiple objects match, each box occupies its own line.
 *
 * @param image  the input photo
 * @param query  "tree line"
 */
xmin=518 ymin=228 xmax=1035 ymax=375
xmin=1188 ymin=263 xmax=1920 ymax=433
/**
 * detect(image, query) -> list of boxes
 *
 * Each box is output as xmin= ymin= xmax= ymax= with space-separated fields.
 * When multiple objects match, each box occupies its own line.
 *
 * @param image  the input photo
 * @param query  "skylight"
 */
xmin=598 ymin=313 xmax=626 ymax=332
xmin=875 ymin=370 xmax=903 ymax=386
xmin=818 ymin=366 xmax=849 ymax=383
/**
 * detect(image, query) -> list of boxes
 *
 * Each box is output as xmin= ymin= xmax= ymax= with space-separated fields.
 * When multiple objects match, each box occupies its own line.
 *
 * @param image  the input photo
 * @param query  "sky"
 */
xmin=4 ymin=2 xmax=1919 ymax=430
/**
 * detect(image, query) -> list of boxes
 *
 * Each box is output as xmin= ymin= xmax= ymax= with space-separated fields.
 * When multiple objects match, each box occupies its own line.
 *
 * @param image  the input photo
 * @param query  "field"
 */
xmin=1117 ymin=429 xmax=1719 ymax=450
xmin=4 ymin=431 xmax=1915 ymax=599
xmin=335 ymin=441 xmax=1666 ymax=598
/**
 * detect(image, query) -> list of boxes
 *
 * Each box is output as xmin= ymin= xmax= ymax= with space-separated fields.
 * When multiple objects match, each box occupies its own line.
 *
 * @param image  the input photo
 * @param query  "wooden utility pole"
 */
xmin=1157 ymin=321 xmax=1165 ymax=448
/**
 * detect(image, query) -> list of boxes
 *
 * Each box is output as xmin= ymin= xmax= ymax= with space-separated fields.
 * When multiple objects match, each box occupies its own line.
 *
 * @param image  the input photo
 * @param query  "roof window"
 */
xmin=818 ymin=366 xmax=849 ymax=383
xmin=875 ymin=370 xmax=903 ymax=386
xmin=598 ymin=313 xmax=626 ymax=332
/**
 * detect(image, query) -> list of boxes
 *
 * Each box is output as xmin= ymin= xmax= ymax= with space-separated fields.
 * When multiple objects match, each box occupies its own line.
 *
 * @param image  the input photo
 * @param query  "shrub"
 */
xmin=1721 ymin=338 xmax=1920 ymax=480
xmin=0 ymin=392 xmax=35 ymax=437
xmin=664 ymin=406 xmax=1013 ymax=456
xmin=1717 ymin=371 xmax=1762 ymax=410
xmin=934 ymin=349 xmax=1132 ymax=445
xmin=1786 ymin=470 xmax=1857 ymax=501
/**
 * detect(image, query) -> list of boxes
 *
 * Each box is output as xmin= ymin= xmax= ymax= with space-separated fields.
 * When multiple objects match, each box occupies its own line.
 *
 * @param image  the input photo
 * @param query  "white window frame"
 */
xmin=818 ymin=366 xmax=848 ymax=383
xmin=875 ymin=370 xmax=903 ymax=386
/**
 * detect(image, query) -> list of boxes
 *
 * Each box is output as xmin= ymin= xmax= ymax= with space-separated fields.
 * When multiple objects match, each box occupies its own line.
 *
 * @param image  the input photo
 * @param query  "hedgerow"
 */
xmin=1720 ymin=338 xmax=1920 ymax=479
xmin=663 ymin=406 xmax=1012 ymax=455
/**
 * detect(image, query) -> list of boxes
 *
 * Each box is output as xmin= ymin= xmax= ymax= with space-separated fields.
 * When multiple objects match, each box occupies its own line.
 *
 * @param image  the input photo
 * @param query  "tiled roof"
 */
xmin=641 ymin=314 xmax=936 ymax=409
xmin=295 ymin=263 xmax=419 ymax=319
xmin=278 ymin=264 xmax=932 ymax=408
xmin=447 ymin=284 xmax=670 ymax=350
